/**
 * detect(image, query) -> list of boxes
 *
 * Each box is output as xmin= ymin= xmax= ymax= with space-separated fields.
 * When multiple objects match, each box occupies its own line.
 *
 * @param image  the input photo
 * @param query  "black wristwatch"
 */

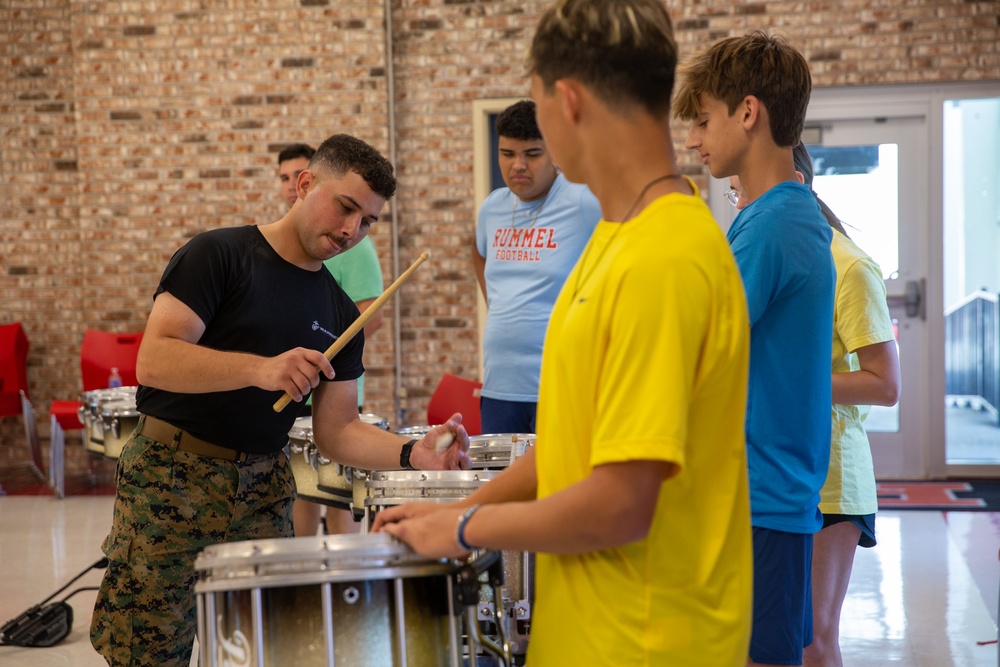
xmin=399 ymin=439 xmax=419 ymax=470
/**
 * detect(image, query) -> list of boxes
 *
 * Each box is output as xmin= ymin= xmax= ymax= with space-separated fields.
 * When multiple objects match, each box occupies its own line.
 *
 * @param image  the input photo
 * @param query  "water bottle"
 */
xmin=108 ymin=367 xmax=123 ymax=388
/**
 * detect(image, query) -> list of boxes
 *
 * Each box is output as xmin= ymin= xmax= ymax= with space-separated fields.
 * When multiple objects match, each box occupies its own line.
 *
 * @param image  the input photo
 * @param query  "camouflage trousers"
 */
xmin=90 ymin=414 xmax=294 ymax=667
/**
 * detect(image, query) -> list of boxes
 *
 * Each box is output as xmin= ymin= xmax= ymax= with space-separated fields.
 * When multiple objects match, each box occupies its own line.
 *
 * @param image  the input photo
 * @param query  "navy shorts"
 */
xmin=749 ymin=527 xmax=814 ymax=665
xmin=822 ymin=512 xmax=877 ymax=548
xmin=479 ymin=396 xmax=536 ymax=434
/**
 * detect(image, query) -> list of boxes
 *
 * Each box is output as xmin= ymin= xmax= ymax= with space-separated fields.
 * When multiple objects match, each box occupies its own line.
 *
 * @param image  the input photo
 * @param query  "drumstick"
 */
xmin=272 ymin=251 xmax=430 ymax=412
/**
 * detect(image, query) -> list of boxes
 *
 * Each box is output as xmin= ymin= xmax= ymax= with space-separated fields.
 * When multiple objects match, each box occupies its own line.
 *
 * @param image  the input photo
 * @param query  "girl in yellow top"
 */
xmin=798 ymin=144 xmax=901 ymax=667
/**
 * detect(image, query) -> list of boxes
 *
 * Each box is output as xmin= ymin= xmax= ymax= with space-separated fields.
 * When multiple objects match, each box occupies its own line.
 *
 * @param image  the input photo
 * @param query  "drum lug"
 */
xmin=477 ymin=602 xmax=494 ymax=621
xmin=111 ymin=416 xmax=120 ymax=440
xmin=513 ymin=600 xmax=531 ymax=619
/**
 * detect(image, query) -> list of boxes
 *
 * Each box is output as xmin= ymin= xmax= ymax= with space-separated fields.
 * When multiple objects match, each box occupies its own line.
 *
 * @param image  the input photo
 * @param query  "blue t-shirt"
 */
xmin=476 ymin=174 xmax=600 ymax=402
xmin=727 ymin=182 xmax=835 ymax=534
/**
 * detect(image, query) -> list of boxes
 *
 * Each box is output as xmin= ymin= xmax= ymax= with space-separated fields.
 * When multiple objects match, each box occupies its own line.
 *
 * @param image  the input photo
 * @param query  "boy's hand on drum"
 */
xmin=411 ymin=414 xmax=471 ymax=471
xmin=371 ymin=501 xmax=455 ymax=532
xmin=377 ymin=504 xmax=472 ymax=559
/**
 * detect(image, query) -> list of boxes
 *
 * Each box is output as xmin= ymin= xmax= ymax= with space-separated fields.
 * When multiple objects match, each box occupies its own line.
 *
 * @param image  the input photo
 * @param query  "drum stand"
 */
xmin=456 ymin=551 xmax=513 ymax=667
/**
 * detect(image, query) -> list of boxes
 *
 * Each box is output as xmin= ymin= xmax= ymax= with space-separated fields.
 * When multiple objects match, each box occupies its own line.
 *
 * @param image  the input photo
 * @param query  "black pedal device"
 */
xmin=0 ymin=556 xmax=106 ymax=648
xmin=0 ymin=601 xmax=73 ymax=647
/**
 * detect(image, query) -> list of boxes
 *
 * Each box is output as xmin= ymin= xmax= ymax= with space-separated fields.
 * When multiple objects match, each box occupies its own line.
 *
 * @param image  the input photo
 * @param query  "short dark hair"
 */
xmin=495 ymin=100 xmax=542 ymax=142
xmin=674 ymin=31 xmax=811 ymax=147
xmin=277 ymin=143 xmax=315 ymax=165
xmin=311 ymin=134 xmax=396 ymax=200
xmin=527 ymin=0 xmax=677 ymax=117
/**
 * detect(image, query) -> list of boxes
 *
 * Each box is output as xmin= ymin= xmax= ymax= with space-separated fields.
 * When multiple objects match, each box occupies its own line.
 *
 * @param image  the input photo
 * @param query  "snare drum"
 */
xmin=363 ymin=469 xmax=534 ymax=657
xmin=288 ymin=417 xmax=351 ymax=510
xmin=98 ymin=391 xmax=140 ymax=460
xmin=194 ymin=533 xmax=464 ymax=667
xmin=79 ymin=387 xmax=136 ymax=456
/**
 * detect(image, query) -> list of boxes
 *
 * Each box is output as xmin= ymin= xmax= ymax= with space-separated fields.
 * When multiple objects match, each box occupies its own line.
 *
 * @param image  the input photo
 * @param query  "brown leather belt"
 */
xmin=139 ymin=415 xmax=270 ymax=463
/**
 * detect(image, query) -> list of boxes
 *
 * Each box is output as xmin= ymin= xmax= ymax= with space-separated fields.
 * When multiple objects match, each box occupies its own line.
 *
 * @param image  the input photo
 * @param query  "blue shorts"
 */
xmin=822 ymin=512 xmax=877 ymax=548
xmin=749 ymin=527 xmax=814 ymax=665
xmin=479 ymin=396 xmax=536 ymax=434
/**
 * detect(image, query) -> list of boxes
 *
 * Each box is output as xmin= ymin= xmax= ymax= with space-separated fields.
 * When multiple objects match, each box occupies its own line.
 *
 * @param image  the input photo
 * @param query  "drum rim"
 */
xmin=193 ymin=534 xmax=454 ymax=590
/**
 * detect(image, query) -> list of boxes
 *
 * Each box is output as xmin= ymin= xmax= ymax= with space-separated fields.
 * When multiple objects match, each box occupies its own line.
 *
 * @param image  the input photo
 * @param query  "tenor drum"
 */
xmin=467 ymin=434 xmax=534 ymax=470
xmin=394 ymin=425 xmax=432 ymax=439
xmin=363 ymin=469 xmax=534 ymax=658
xmin=79 ymin=387 xmax=136 ymax=456
xmin=316 ymin=413 xmax=390 ymax=503
xmin=98 ymin=392 xmax=140 ymax=459
xmin=288 ymin=417 xmax=351 ymax=510
xmin=194 ymin=533 xmax=464 ymax=667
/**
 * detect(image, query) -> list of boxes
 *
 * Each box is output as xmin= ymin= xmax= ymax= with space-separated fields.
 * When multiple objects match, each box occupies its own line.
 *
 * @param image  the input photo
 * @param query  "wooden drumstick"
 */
xmin=272 ymin=251 xmax=430 ymax=412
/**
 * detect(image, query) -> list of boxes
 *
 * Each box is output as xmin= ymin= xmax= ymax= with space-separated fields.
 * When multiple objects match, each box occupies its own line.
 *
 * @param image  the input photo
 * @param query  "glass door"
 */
xmin=803 ymin=116 xmax=930 ymax=479
xmin=942 ymin=97 xmax=1000 ymax=469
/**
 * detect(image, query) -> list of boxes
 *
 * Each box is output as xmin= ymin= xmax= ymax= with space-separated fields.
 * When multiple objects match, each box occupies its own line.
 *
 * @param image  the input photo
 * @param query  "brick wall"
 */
xmin=1 ymin=0 xmax=998 ymax=471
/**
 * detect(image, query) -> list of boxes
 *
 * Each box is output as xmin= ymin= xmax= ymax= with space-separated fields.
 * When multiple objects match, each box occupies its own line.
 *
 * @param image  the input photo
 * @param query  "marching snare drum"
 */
xmin=363 ymin=469 xmax=534 ymax=658
xmin=97 ymin=390 xmax=140 ymax=459
xmin=79 ymin=386 xmax=136 ymax=456
xmin=194 ymin=533 xmax=465 ymax=667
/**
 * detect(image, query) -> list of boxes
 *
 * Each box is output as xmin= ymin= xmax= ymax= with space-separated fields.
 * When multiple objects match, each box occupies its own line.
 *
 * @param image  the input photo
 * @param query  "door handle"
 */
xmin=887 ymin=278 xmax=925 ymax=320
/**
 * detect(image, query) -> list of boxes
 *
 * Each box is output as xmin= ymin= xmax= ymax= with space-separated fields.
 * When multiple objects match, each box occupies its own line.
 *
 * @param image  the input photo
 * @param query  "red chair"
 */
xmin=0 ymin=322 xmax=30 ymax=418
xmin=427 ymin=373 xmax=483 ymax=437
xmin=49 ymin=329 xmax=143 ymax=497
xmin=20 ymin=390 xmax=46 ymax=481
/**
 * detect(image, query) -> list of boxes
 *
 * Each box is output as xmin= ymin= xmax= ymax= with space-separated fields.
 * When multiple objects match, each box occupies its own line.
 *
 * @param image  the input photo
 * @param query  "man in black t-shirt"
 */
xmin=90 ymin=134 xmax=472 ymax=667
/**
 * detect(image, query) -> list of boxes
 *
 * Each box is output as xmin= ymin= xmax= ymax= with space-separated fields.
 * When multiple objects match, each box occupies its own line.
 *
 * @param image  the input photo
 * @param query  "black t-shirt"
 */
xmin=136 ymin=225 xmax=364 ymax=453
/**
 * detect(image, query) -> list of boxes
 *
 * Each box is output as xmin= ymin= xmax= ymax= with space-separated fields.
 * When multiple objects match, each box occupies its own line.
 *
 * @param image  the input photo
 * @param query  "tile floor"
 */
xmin=0 ymin=495 xmax=998 ymax=667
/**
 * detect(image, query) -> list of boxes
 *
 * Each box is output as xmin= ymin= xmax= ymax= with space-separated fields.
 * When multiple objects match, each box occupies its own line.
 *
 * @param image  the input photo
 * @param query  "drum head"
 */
xmin=395 ymin=425 xmax=432 ymax=438
xmin=360 ymin=413 xmax=390 ymax=430
xmin=194 ymin=533 xmax=452 ymax=593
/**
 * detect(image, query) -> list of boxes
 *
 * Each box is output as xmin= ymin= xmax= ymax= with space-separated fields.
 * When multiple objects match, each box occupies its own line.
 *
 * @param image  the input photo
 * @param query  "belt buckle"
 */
xmin=234 ymin=450 xmax=250 ymax=463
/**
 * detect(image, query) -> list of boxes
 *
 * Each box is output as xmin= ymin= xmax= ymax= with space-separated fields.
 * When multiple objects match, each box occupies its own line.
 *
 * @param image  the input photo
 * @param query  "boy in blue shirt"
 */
xmin=675 ymin=31 xmax=836 ymax=667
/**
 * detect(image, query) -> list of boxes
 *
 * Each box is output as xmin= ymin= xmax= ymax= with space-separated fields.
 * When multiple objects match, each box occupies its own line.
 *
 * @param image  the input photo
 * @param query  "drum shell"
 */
xmin=80 ymin=387 xmax=136 ymax=456
xmin=194 ymin=534 xmax=461 ymax=667
xmin=467 ymin=434 xmax=535 ymax=470
xmin=99 ymin=395 xmax=139 ymax=460
xmin=288 ymin=417 xmax=351 ymax=510
xmin=315 ymin=413 xmax=390 ymax=499
xmin=363 ymin=470 xmax=533 ymax=656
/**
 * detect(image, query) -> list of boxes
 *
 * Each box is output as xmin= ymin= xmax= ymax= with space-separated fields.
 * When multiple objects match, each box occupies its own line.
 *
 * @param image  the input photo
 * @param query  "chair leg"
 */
xmin=49 ymin=416 xmax=65 ymax=499
xmin=85 ymin=450 xmax=98 ymax=486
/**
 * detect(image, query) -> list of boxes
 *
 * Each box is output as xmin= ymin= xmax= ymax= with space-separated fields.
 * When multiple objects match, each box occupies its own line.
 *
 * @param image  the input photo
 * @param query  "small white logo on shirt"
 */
xmin=312 ymin=321 xmax=337 ymax=340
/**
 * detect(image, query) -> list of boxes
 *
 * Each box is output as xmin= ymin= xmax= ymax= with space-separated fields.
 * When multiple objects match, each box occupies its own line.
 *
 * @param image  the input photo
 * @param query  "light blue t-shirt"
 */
xmin=476 ymin=174 xmax=601 ymax=402
xmin=727 ymin=181 xmax=835 ymax=534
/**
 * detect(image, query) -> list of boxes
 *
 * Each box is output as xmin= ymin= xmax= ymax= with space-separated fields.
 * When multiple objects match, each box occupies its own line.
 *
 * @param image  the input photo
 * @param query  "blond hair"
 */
xmin=528 ymin=0 xmax=677 ymax=116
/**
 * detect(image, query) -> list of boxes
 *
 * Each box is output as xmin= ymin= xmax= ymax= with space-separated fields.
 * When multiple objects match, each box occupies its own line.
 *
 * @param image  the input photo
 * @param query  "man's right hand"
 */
xmin=258 ymin=347 xmax=335 ymax=402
